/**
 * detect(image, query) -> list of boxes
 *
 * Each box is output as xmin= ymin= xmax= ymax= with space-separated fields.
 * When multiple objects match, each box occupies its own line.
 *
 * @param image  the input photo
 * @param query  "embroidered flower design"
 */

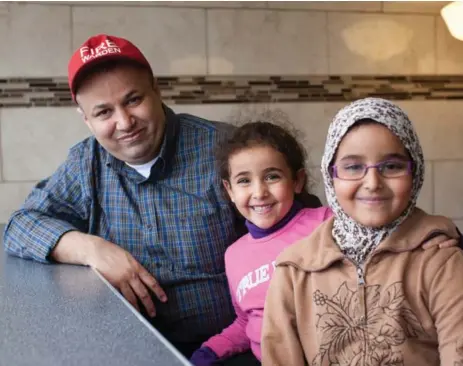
xmin=312 ymin=282 xmax=426 ymax=366
xmin=314 ymin=290 xmax=328 ymax=306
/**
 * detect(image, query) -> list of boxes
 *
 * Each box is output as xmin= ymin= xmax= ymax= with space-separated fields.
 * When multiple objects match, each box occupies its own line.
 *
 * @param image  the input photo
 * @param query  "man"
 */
xmin=3 ymin=34 xmax=242 ymax=356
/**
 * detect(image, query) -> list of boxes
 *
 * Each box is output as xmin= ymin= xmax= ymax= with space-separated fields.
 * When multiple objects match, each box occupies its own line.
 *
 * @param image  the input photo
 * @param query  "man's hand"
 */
xmin=422 ymin=234 xmax=459 ymax=250
xmin=51 ymin=231 xmax=167 ymax=317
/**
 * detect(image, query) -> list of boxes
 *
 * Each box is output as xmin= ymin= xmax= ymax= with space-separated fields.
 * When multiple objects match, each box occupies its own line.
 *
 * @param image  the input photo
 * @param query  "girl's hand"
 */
xmin=422 ymin=234 xmax=460 ymax=250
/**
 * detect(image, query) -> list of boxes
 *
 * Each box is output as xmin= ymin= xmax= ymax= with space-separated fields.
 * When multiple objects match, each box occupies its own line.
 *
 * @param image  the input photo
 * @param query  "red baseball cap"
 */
xmin=68 ymin=34 xmax=153 ymax=101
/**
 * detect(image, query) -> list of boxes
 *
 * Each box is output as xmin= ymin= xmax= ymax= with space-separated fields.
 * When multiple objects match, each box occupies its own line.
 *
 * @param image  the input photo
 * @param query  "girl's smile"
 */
xmin=223 ymin=145 xmax=305 ymax=229
xmin=250 ymin=204 xmax=276 ymax=215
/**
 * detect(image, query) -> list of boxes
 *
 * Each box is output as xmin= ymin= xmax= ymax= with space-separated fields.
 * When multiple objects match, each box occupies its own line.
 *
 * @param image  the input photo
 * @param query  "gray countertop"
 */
xmin=0 ymin=230 xmax=191 ymax=366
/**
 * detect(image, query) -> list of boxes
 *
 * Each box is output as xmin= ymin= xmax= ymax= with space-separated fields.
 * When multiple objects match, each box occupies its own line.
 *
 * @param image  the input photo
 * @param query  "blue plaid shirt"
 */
xmin=3 ymin=105 xmax=242 ymax=345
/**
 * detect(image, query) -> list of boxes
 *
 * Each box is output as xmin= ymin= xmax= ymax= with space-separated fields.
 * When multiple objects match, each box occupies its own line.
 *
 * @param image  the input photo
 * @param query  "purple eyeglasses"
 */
xmin=331 ymin=160 xmax=413 ymax=181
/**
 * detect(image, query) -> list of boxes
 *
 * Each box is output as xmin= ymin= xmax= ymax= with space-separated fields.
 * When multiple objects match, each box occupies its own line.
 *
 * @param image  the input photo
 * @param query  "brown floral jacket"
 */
xmin=261 ymin=208 xmax=463 ymax=366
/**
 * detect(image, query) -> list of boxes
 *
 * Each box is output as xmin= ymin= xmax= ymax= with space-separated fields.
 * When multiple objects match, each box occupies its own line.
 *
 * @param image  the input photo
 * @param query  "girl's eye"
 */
xmin=236 ymin=178 xmax=250 ymax=185
xmin=343 ymin=163 xmax=364 ymax=171
xmin=383 ymin=161 xmax=406 ymax=171
xmin=265 ymin=174 xmax=281 ymax=181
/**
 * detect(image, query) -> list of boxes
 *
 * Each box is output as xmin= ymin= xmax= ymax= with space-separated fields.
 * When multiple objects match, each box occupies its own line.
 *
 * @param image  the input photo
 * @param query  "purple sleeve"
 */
xmin=190 ymin=347 xmax=219 ymax=366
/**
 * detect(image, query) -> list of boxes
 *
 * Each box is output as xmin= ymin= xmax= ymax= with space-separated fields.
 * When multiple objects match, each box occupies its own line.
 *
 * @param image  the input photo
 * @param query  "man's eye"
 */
xmin=127 ymin=96 xmax=142 ymax=105
xmin=237 ymin=178 xmax=250 ymax=184
xmin=96 ymin=109 xmax=110 ymax=118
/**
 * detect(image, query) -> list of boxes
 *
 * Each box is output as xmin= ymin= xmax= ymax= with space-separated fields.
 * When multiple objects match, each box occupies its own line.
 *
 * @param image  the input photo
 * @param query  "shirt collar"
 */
xmin=103 ymin=104 xmax=179 ymax=182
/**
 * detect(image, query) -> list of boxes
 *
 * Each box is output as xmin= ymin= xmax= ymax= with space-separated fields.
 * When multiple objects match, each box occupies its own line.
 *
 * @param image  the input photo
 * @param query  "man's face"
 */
xmin=76 ymin=65 xmax=166 ymax=165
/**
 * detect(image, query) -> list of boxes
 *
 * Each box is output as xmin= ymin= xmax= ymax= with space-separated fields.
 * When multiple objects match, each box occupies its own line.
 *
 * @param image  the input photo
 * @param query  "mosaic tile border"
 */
xmin=2 ymin=75 xmax=463 ymax=107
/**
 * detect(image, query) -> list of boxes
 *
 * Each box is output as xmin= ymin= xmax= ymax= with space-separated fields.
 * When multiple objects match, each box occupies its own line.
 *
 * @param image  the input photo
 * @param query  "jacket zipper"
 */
xmin=356 ymin=265 xmax=367 ymax=365
xmin=356 ymin=265 xmax=366 ymax=324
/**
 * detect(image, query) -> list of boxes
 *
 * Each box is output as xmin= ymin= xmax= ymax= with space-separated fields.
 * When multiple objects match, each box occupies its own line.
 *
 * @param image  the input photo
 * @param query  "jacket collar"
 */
xmin=277 ymin=208 xmax=459 ymax=272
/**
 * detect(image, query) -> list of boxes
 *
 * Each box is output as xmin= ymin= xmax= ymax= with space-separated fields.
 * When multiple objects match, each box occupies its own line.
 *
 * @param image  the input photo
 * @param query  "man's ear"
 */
xmin=222 ymin=179 xmax=234 ymax=203
xmin=76 ymin=106 xmax=84 ymax=118
xmin=294 ymin=169 xmax=306 ymax=194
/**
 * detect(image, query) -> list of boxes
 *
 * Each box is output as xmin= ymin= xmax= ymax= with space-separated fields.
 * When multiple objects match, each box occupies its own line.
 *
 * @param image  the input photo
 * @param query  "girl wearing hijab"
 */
xmin=261 ymin=98 xmax=463 ymax=366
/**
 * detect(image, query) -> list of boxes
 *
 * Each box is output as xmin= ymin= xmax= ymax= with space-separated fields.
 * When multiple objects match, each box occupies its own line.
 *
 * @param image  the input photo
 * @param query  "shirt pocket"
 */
xmin=164 ymin=204 xmax=236 ymax=275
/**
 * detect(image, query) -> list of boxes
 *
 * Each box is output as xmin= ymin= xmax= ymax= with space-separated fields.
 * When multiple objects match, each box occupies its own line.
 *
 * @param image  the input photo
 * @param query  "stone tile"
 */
xmin=41 ymin=1 xmax=266 ymax=7
xmin=395 ymin=101 xmax=463 ymax=161
xmin=30 ymin=1 xmax=143 ymax=6
xmin=72 ymin=6 xmax=207 ymax=75
xmin=307 ymin=166 xmax=327 ymax=205
xmin=453 ymin=219 xmax=463 ymax=230
xmin=383 ymin=1 xmax=449 ymax=14
xmin=436 ymin=17 xmax=463 ymax=74
xmin=0 ymin=4 xmax=71 ymax=77
xmin=268 ymin=1 xmax=381 ymax=12
xmin=328 ymin=12 xmax=435 ymax=74
xmin=0 ymin=110 xmax=3 ymax=182
xmin=149 ymin=1 xmax=267 ymax=8
xmin=417 ymin=161 xmax=433 ymax=214
xmin=172 ymin=101 xmax=342 ymax=166
xmin=433 ymin=161 xmax=463 ymax=218
xmin=0 ymin=182 xmax=37 ymax=223
xmin=207 ymin=9 xmax=328 ymax=74
xmin=0 ymin=3 xmax=8 ymax=16
xmin=168 ymin=103 xmax=236 ymax=123
xmin=180 ymin=101 xmax=343 ymax=165
xmin=276 ymin=102 xmax=345 ymax=166
xmin=1 ymin=108 xmax=91 ymax=181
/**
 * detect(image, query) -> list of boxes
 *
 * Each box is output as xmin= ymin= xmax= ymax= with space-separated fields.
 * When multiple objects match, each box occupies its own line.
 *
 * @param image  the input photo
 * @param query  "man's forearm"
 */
xmin=50 ymin=231 xmax=96 ymax=266
xmin=4 ymin=211 xmax=78 ymax=263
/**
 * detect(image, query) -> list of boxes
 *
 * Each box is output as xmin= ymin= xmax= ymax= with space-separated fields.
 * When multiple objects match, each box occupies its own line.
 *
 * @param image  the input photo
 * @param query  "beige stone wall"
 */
xmin=1 ymin=1 xmax=463 ymax=225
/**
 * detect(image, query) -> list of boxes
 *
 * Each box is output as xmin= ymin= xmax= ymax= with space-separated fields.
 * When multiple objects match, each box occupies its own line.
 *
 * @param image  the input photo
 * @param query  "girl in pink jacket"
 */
xmin=190 ymin=121 xmax=330 ymax=366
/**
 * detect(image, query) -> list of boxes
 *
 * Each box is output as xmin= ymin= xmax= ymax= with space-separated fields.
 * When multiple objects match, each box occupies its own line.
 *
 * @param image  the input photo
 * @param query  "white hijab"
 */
xmin=321 ymin=98 xmax=425 ymax=266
